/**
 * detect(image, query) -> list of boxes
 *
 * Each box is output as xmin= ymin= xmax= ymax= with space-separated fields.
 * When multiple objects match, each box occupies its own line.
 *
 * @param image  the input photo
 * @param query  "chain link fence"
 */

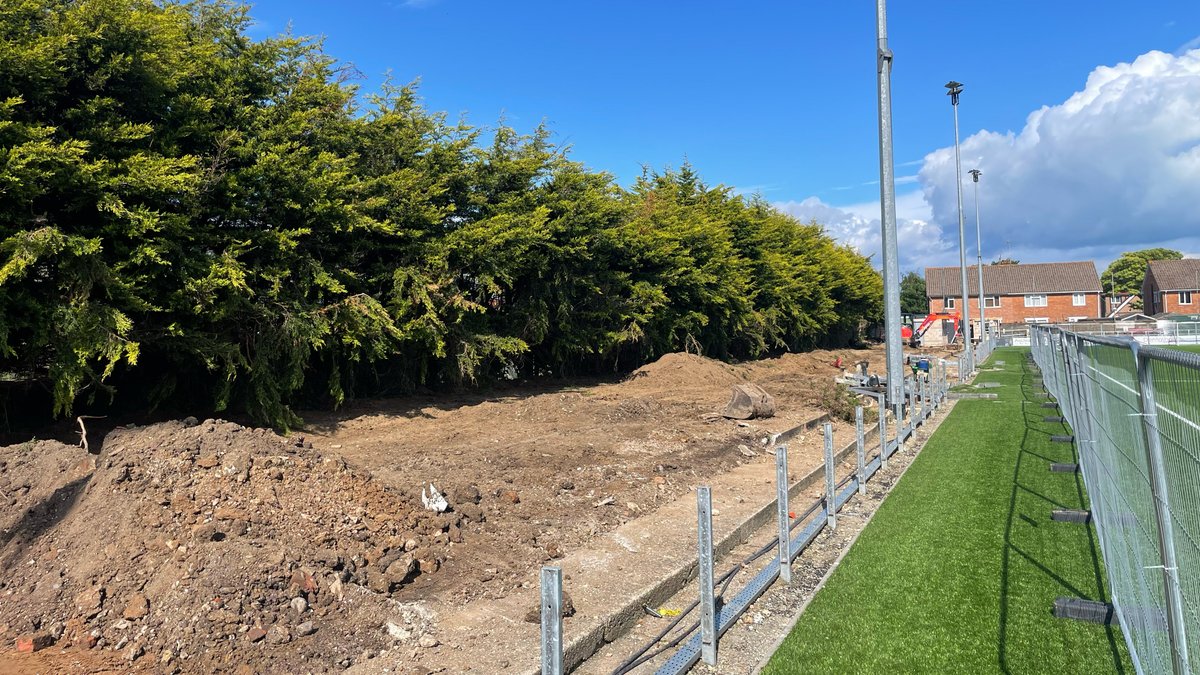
xmin=1032 ymin=326 xmax=1200 ymax=674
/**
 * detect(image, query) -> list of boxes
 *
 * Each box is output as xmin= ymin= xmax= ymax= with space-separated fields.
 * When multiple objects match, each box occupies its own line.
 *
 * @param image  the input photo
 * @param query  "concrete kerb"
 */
xmin=552 ymin=415 xmax=875 ymax=674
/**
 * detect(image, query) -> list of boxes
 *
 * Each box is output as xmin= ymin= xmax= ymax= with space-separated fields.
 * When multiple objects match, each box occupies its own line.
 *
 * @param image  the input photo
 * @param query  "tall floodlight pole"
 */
xmin=875 ymin=1 xmax=904 ymax=418
xmin=946 ymin=81 xmax=974 ymax=372
xmin=969 ymin=169 xmax=985 ymax=339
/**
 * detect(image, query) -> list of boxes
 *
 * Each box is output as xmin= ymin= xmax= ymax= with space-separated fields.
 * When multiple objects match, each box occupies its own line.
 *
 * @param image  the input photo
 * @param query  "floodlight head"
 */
xmin=945 ymin=80 xmax=963 ymax=105
xmin=969 ymin=169 xmax=982 ymax=182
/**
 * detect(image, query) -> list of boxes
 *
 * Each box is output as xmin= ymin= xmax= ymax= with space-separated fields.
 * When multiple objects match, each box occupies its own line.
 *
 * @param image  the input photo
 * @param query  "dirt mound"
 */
xmin=0 ymin=419 xmax=472 ymax=672
xmin=624 ymin=352 xmax=746 ymax=393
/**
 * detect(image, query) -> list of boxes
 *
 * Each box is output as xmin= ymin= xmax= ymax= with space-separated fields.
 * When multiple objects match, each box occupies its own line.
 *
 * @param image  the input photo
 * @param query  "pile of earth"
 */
xmin=0 ymin=418 xmax=480 ymax=672
xmin=624 ymin=352 xmax=747 ymax=393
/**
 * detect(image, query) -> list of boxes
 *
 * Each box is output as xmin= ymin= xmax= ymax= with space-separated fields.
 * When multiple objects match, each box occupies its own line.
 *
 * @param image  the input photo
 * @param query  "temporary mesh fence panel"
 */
xmin=1032 ymin=327 xmax=1198 ymax=674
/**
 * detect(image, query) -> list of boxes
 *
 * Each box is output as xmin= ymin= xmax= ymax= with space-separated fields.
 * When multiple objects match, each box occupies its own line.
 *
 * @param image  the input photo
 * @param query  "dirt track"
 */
xmin=1 ymin=345 xmax=895 ymax=672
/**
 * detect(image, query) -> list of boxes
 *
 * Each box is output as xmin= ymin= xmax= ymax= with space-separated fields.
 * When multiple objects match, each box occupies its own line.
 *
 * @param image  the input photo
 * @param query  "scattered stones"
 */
xmin=295 ymin=621 xmax=317 ymax=637
xmin=191 ymin=522 xmax=218 ymax=541
xmin=386 ymin=621 xmax=412 ymax=641
xmin=452 ymin=484 xmax=482 ymax=505
xmin=559 ymin=480 xmax=575 ymax=491
xmin=290 ymin=596 xmax=308 ymax=615
xmin=246 ymin=627 xmax=268 ymax=643
xmin=74 ymin=587 xmax=105 ymax=618
xmin=125 ymin=641 xmax=145 ymax=662
xmin=195 ymin=455 xmax=219 ymax=469
xmin=123 ymin=593 xmax=150 ymax=620
xmin=417 ymin=634 xmax=440 ymax=649
xmin=15 ymin=632 xmax=53 ymax=653
xmin=266 ymin=624 xmax=291 ymax=645
xmin=499 ymin=490 xmax=520 ymax=505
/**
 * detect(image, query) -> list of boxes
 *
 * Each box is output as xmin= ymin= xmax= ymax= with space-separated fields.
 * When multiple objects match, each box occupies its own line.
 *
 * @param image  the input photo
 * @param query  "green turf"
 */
xmin=764 ymin=348 xmax=1132 ymax=674
xmin=1166 ymin=344 xmax=1200 ymax=353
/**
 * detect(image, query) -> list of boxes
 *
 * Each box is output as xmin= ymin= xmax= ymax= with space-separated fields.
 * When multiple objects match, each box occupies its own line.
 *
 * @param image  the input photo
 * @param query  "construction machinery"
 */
xmin=901 ymin=312 xmax=961 ymax=348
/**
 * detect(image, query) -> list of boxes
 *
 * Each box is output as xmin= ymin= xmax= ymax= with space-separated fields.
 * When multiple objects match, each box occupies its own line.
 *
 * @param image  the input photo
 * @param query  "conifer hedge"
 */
xmin=0 ymin=0 xmax=882 ymax=428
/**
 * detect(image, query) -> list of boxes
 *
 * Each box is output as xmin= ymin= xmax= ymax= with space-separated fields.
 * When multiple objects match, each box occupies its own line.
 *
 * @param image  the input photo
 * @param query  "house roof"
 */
xmin=1146 ymin=258 xmax=1200 ymax=291
xmin=925 ymin=261 xmax=1101 ymax=297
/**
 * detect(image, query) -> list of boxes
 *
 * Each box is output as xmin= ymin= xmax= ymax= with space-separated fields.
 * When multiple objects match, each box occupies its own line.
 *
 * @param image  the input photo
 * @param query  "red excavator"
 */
xmin=901 ymin=312 xmax=961 ymax=347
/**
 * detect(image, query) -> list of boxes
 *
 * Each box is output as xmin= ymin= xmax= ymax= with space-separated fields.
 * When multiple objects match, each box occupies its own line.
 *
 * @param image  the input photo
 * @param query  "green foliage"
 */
xmin=1101 ymin=247 xmax=1183 ymax=295
xmin=991 ymin=257 xmax=1020 ymax=265
xmin=899 ymin=271 xmax=928 ymax=314
xmin=0 ymin=0 xmax=885 ymax=429
xmin=813 ymin=380 xmax=867 ymax=423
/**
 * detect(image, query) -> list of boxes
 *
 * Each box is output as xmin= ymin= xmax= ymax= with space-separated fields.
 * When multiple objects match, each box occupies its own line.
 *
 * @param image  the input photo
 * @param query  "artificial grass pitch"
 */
xmin=764 ymin=348 xmax=1131 ymax=674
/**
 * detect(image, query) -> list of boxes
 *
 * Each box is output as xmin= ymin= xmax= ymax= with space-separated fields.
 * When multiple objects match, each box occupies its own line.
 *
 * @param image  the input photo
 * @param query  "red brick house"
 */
xmin=1142 ymin=258 xmax=1200 ymax=315
xmin=925 ymin=261 xmax=1103 ymax=326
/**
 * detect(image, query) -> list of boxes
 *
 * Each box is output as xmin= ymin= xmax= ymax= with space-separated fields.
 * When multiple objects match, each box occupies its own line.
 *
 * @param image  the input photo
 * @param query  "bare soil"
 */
xmin=0 ymin=344 xmax=898 ymax=672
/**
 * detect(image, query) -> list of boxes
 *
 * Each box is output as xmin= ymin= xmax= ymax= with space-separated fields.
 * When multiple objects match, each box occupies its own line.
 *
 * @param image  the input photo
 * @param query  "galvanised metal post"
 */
xmin=776 ymin=445 xmax=791 ymax=584
xmin=946 ymin=81 xmax=974 ymax=373
xmin=696 ymin=486 xmax=717 ymax=666
xmin=875 ymin=0 xmax=905 ymax=423
xmin=874 ymin=391 xmax=889 ymax=470
xmin=855 ymin=406 xmax=866 ymax=495
xmin=823 ymin=423 xmax=837 ymax=529
xmin=540 ymin=566 xmax=563 ymax=675
xmin=969 ymin=169 xmax=985 ymax=341
xmin=1130 ymin=342 xmax=1190 ymax=674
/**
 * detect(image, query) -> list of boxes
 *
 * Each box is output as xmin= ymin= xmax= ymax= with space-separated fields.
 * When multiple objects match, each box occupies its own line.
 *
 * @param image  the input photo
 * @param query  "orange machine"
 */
xmin=901 ymin=312 xmax=961 ymax=347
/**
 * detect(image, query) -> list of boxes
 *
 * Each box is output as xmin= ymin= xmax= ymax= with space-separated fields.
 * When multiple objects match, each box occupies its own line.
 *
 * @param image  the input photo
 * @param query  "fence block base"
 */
xmin=1051 ymin=509 xmax=1092 ymax=524
xmin=1040 ymin=402 xmax=1059 ymax=409
xmin=1049 ymin=462 xmax=1080 ymax=473
xmin=1043 ymin=416 xmax=1065 ymax=423
xmin=1053 ymin=597 xmax=1115 ymax=625
xmin=1050 ymin=435 xmax=1074 ymax=443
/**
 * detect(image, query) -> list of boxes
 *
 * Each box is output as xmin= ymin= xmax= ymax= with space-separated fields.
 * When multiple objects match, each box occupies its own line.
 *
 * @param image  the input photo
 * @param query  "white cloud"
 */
xmin=777 ymin=49 xmax=1200 ymax=273
xmin=1177 ymin=36 xmax=1200 ymax=55
xmin=773 ymin=193 xmax=955 ymax=272
xmin=917 ymin=49 xmax=1200 ymax=268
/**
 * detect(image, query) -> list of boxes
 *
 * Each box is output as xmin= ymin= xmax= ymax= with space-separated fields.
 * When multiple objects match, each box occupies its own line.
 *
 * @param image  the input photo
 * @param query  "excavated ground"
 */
xmin=0 ymin=344 xmax=949 ymax=673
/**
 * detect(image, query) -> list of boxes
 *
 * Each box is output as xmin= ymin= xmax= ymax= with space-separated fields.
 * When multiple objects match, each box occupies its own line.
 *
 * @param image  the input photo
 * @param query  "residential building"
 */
xmin=1142 ymin=258 xmax=1200 ymax=315
xmin=925 ymin=261 xmax=1103 ymax=326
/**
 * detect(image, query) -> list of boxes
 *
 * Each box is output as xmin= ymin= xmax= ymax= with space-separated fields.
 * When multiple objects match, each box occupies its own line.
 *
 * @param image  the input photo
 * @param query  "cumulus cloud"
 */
xmin=918 ymin=49 xmax=1200 ymax=264
xmin=781 ymin=49 xmax=1200 ymax=271
xmin=773 ymin=193 xmax=956 ymax=272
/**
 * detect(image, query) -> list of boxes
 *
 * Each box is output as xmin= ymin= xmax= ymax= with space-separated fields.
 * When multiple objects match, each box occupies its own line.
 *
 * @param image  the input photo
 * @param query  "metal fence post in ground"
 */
xmin=920 ymin=374 xmax=928 ymax=421
xmin=824 ymin=423 xmax=837 ymax=529
xmin=696 ymin=486 xmax=717 ymax=666
xmin=855 ymin=406 xmax=866 ymax=495
xmin=1130 ymin=343 xmax=1191 ymax=674
xmin=540 ymin=566 xmax=563 ymax=675
xmin=776 ymin=444 xmax=791 ymax=584
xmin=874 ymin=391 xmax=889 ymax=470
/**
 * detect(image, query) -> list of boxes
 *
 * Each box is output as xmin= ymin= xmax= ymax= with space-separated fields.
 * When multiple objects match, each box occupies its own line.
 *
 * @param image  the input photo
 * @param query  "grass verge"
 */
xmin=763 ymin=347 xmax=1132 ymax=674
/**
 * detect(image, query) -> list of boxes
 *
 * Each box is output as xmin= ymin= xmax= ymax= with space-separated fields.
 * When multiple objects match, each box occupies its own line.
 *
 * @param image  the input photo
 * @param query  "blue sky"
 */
xmin=247 ymin=1 xmax=1200 ymax=271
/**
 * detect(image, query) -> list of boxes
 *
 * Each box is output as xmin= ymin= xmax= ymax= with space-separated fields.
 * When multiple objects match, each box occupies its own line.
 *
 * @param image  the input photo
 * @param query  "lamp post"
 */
xmin=875 ymin=0 xmax=904 ymax=418
xmin=969 ymin=168 xmax=985 ymax=339
xmin=946 ymin=80 xmax=974 ymax=372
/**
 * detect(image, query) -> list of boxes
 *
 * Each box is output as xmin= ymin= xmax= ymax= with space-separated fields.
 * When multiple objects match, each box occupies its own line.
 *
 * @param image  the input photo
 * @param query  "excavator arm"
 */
xmin=909 ymin=312 xmax=961 ymax=347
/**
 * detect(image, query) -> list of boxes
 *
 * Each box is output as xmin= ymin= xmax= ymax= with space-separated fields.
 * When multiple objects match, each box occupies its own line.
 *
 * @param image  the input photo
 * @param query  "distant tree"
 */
xmin=991 ymin=257 xmax=1020 ymax=265
xmin=1102 ymin=248 xmax=1183 ymax=296
xmin=899 ymin=272 xmax=928 ymax=314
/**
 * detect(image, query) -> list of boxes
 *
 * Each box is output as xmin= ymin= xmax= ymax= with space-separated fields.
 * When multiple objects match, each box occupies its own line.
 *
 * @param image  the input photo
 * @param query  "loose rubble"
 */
xmin=0 ymin=420 xmax=463 ymax=672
